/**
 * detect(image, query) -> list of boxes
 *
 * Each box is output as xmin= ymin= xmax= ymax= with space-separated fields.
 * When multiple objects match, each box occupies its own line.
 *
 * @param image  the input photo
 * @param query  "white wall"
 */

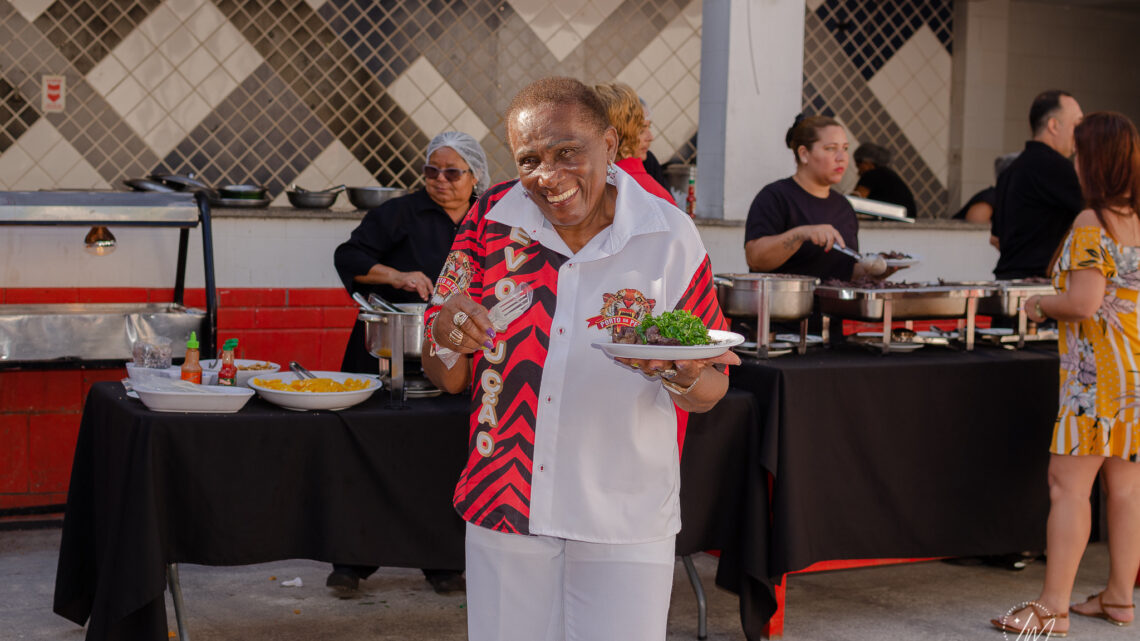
xmin=954 ymin=0 xmax=1010 ymax=207
xmin=1002 ymin=1 xmax=1140 ymax=152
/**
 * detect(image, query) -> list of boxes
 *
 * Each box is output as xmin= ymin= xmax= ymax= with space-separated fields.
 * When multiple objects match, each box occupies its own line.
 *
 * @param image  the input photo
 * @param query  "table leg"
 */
xmin=680 ymin=554 xmax=708 ymax=640
xmin=167 ymin=563 xmax=192 ymax=641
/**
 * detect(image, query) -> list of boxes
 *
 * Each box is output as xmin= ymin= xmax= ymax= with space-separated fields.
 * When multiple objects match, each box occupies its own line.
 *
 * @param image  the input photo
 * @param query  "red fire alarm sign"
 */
xmin=43 ymin=75 xmax=65 ymax=113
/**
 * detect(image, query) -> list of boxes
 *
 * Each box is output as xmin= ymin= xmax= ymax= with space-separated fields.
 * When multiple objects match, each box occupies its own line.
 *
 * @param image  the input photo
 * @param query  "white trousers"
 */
xmin=465 ymin=523 xmax=676 ymax=641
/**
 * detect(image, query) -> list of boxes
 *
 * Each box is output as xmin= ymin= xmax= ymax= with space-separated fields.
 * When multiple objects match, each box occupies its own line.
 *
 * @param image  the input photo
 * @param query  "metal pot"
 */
xmin=218 ymin=184 xmax=267 ymax=200
xmin=360 ymin=303 xmax=427 ymax=360
xmin=347 ymin=187 xmax=408 ymax=210
xmin=286 ymin=189 xmax=340 ymax=208
xmin=714 ymin=273 xmax=818 ymax=320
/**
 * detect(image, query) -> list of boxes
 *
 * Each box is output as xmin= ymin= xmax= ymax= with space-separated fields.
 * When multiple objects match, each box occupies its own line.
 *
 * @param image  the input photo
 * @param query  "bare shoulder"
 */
xmin=1074 ymin=209 xmax=1101 ymax=228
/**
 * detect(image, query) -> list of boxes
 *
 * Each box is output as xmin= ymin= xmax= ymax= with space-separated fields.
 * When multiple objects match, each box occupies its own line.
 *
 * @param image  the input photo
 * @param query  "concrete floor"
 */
xmin=3 ymin=527 xmax=1137 ymax=640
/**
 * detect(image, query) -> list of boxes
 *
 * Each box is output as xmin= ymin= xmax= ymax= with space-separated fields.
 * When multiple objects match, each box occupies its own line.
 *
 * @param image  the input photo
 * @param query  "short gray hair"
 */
xmin=853 ymin=143 xmax=892 ymax=168
xmin=426 ymin=131 xmax=490 ymax=194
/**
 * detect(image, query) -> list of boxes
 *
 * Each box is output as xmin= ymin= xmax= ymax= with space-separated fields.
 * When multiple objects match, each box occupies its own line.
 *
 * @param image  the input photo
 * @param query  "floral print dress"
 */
xmin=1053 ymin=225 xmax=1140 ymax=460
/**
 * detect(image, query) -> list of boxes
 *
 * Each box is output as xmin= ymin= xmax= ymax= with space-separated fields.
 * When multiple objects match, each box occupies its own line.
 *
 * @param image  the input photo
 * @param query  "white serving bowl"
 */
xmin=247 ymin=371 xmax=381 ymax=411
xmin=201 ymin=359 xmax=281 ymax=387
xmin=131 ymin=382 xmax=255 ymax=413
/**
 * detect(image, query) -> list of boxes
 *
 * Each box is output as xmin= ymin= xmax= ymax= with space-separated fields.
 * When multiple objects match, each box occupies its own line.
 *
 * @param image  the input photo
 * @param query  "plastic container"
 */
xmin=180 ymin=331 xmax=201 ymax=384
xmin=217 ymin=338 xmax=238 ymax=386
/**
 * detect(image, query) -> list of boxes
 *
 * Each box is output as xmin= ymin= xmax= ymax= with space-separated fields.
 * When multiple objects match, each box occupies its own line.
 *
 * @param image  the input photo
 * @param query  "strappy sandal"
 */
xmin=991 ymin=602 xmax=1068 ymax=637
xmin=1071 ymin=592 xmax=1134 ymax=626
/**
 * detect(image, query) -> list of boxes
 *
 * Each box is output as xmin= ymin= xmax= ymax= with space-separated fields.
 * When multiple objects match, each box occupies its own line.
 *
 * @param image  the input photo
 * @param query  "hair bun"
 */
xmin=785 ymin=113 xmax=806 ymax=149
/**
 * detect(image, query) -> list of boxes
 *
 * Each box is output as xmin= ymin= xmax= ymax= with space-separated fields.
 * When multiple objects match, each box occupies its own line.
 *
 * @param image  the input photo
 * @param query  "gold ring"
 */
xmin=448 ymin=328 xmax=464 ymax=346
xmin=659 ymin=368 xmax=678 ymax=380
xmin=453 ymin=311 xmax=469 ymax=326
xmin=631 ymin=363 xmax=641 ymax=369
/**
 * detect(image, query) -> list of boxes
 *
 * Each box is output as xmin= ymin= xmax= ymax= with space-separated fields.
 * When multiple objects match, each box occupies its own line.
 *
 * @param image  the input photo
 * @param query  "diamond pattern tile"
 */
xmin=803 ymin=9 xmax=948 ymax=218
xmin=9 ymin=0 xmax=54 ymax=23
xmin=0 ymin=118 xmax=111 ymax=190
xmin=387 ymin=56 xmax=489 ymax=145
xmin=507 ymin=0 xmax=623 ymax=61
xmin=33 ymin=0 xmax=163 ymax=76
xmin=815 ymin=0 xmax=952 ymax=81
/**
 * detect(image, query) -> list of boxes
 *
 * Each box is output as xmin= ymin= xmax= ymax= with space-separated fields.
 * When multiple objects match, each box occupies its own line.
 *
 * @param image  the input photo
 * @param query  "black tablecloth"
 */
xmin=52 ymin=382 xmax=756 ymax=641
xmin=719 ymin=346 xmax=1059 ymax=639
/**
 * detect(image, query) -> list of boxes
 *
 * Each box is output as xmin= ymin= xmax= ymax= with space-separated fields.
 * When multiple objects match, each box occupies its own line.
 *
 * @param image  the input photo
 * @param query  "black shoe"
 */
xmin=326 ymin=568 xmax=360 ymax=591
xmin=424 ymin=571 xmax=466 ymax=594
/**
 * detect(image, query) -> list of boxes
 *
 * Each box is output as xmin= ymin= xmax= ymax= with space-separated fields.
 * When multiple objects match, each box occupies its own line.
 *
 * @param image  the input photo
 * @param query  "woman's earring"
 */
xmin=606 ymin=162 xmax=617 ymax=185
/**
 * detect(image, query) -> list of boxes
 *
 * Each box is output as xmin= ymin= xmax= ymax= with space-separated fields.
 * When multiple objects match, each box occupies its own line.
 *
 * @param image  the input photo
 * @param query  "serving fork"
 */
xmin=488 ymin=282 xmax=534 ymax=331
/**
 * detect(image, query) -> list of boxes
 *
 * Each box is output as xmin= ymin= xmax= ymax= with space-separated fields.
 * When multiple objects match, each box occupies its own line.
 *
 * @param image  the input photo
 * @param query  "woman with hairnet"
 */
xmin=329 ymin=131 xmax=489 ymax=594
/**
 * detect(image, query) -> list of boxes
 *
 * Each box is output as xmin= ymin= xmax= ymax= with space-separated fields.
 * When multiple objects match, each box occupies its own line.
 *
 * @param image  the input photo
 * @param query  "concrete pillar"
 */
xmin=697 ymin=0 xmax=805 ymax=220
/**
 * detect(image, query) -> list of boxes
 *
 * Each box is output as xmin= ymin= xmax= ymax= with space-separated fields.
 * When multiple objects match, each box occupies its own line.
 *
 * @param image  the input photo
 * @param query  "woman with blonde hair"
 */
xmin=992 ymin=111 xmax=1140 ymax=636
xmin=593 ymin=81 xmax=675 ymax=205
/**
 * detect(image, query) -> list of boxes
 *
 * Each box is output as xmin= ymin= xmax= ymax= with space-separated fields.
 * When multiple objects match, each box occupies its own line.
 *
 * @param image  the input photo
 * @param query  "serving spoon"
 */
xmin=832 ymin=243 xmax=887 ymax=275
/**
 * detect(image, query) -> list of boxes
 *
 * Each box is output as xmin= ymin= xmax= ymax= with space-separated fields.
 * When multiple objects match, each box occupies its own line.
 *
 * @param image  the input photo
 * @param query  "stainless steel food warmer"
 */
xmin=815 ymin=282 xmax=994 ymax=353
xmin=976 ymin=279 xmax=1058 ymax=348
xmin=0 ymin=191 xmax=217 ymax=366
xmin=715 ymin=273 xmax=818 ymax=357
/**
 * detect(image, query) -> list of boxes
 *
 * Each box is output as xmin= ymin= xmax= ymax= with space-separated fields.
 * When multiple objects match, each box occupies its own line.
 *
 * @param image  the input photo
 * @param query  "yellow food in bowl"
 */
xmin=238 ymin=362 xmax=276 ymax=370
xmin=253 ymin=377 xmax=371 ymax=392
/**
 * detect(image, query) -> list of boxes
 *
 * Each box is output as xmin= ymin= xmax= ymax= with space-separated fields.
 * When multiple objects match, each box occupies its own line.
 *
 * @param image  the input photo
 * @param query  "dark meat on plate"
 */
xmin=613 ymin=326 xmax=639 ymax=344
xmin=644 ymin=325 xmax=682 ymax=346
xmin=877 ymin=250 xmax=912 ymax=259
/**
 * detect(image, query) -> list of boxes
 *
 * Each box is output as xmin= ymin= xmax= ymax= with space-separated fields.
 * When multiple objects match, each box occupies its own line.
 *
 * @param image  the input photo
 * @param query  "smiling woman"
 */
xmin=419 ymin=76 xmax=738 ymax=641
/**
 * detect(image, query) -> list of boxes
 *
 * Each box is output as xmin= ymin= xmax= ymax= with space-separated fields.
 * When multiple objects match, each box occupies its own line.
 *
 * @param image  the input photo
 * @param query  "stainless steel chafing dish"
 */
xmin=976 ymin=279 xmax=1058 ymax=348
xmin=715 ymin=273 xmax=818 ymax=357
xmin=815 ymin=282 xmax=994 ymax=352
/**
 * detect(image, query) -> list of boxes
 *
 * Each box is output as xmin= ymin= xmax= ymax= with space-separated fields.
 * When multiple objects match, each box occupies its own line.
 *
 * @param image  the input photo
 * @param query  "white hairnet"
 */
xmin=427 ymin=131 xmax=490 ymax=194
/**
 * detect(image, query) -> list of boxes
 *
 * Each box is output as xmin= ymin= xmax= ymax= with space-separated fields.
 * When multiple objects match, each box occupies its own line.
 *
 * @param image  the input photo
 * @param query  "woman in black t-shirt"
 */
xmin=745 ymin=115 xmax=883 ymax=281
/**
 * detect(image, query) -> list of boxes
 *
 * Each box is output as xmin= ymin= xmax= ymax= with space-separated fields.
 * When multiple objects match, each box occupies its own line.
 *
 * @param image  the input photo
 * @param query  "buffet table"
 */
xmin=718 ymin=345 xmax=1059 ymax=639
xmin=52 ymin=382 xmax=756 ymax=641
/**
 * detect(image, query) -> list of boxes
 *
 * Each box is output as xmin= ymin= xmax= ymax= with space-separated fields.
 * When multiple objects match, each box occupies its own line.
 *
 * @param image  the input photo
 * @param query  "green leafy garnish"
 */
xmin=636 ymin=310 xmax=711 ymax=345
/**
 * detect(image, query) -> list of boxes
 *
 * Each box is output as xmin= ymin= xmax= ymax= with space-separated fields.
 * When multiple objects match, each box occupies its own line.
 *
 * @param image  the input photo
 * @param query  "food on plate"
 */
xmin=823 ymin=277 xmax=917 ymax=289
xmin=253 ymin=377 xmax=371 ymax=392
xmin=237 ymin=361 xmax=276 ymax=371
xmin=876 ymin=250 xmax=912 ymax=259
xmin=612 ymin=310 xmax=711 ymax=346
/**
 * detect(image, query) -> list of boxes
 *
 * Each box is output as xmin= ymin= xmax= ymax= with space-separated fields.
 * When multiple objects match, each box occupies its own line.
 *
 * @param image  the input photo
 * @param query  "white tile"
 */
xmin=12 ymin=165 xmax=54 ymax=191
xmin=170 ymin=91 xmax=212 ymax=131
xmin=221 ymin=41 xmax=263 ymax=85
xmin=672 ymin=74 xmax=700 ymax=112
xmin=867 ymin=68 xmax=896 ymax=106
xmin=126 ymin=96 xmax=166 ymax=136
xmin=506 ymin=0 xmax=546 ymax=22
xmin=15 ymin=119 xmax=59 ymax=152
xmin=334 ymin=157 xmax=382 ymax=188
xmin=912 ymin=25 xmax=941 ymax=61
xmin=412 ymin=101 xmax=448 ymax=140
xmin=543 ymin=28 xmax=581 ymax=62
xmin=638 ymin=38 xmax=672 ymax=74
xmin=178 ymin=46 xmax=217 ymax=87
xmin=139 ymin=5 xmax=180 ymax=47
xmin=312 ymin=139 xmax=357 ymax=177
xmin=657 ymin=15 xmax=691 ymax=53
xmin=805 ymin=0 xmax=825 ymax=11
xmin=681 ymin=0 xmax=702 ymax=30
xmin=406 ymin=56 xmax=444 ymax=96
xmin=302 ymin=0 xmax=324 ymax=10
xmin=387 ymin=73 xmax=426 ymax=115
xmin=153 ymin=72 xmax=193 ymax=111
xmin=450 ymin=108 xmax=489 ymax=143
xmin=0 ymin=145 xmax=33 ymax=186
xmin=166 ymin=0 xmax=206 ymax=22
xmin=653 ymin=53 xmax=687 ymax=93
xmin=38 ymin=139 xmax=81 ymax=182
xmin=9 ymin=0 xmax=53 ymax=23
xmin=524 ymin=4 xmax=563 ymax=44
xmin=677 ymin=35 xmax=701 ymax=75
xmin=86 ymin=55 xmax=129 ymax=99
xmin=616 ymin=56 xmax=651 ymax=90
xmin=59 ymin=157 xmax=111 ymax=189
xmin=185 ymin=2 xmax=226 ymax=43
xmin=143 ymin=117 xmax=186 ymax=158
xmin=159 ymin=28 xmax=198 ymax=67
xmin=104 ymin=75 xmax=148 ymax=117
xmin=566 ymin=1 xmax=598 ymax=40
xmin=203 ymin=21 xmax=244 ymax=63
xmin=113 ymin=30 xmax=156 ymax=72
xmin=637 ymin=75 xmax=666 ymax=107
xmin=429 ymin=84 xmax=466 ymax=122
xmin=916 ymin=67 xmax=943 ymax=99
xmin=900 ymin=79 xmax=928 ymax=114
xmin=196 ymin=66 xmax=238 ymax=105
xmin=133 ymin=49 xmax=175 ymax=89
xmin=653 ymin=94 xmax=682 ymax=131
xmin=919 ymin=103 xmax=947 ymax=138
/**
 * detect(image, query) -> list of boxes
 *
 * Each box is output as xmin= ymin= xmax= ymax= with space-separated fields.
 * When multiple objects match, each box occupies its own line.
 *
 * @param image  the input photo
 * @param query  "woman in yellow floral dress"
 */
xmin=992 ymin=111 xmax=1140 ymax=637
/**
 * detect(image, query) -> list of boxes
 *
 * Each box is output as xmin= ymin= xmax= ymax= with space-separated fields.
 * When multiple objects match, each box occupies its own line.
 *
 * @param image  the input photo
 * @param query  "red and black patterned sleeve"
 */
xmin=424 ymin=181 xmax=517 ymax=348
xmin=674 ymin=255 xmax=728 ymax=331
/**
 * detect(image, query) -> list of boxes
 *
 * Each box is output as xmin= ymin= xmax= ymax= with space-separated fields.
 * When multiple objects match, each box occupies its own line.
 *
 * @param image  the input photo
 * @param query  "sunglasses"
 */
xmin=423 ymin=165 xmax=470 ymax=182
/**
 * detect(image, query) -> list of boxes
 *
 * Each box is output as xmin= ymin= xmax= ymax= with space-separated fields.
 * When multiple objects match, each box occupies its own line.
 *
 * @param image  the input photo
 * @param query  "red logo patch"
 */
xmin=585 ymin=288 xmax=655 ymax=337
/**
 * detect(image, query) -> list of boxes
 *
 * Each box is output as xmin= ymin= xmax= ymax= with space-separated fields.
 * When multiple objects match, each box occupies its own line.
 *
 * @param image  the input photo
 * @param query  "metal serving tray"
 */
xmin=976 ymin=280 xmax=1056 ymax=317
xmin=0 ymin=303 xmax=204 ymax=363
xmin=815 ymin=283 xmax=994 ymax=321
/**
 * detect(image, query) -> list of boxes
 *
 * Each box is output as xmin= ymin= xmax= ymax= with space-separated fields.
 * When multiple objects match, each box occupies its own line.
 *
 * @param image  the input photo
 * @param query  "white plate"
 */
xmin=917 ymin=330 xmax=959 ymax=339
xmin=978 ymin=327 xmax=1014 ymax=336
xmin=248 ymin=371 xmax=381 ymax=411
xmin=775 ymin=333 xmax=824 ymax=345
xmin=201 ymin=359 xmax=282 ymax=387
xmin=879 ymin=254 xmax=919 ymax=268
xmin=592 ymin=329 xmax=745 ymax=360
xmin=131 ymin=383 xmax=255 ymax=413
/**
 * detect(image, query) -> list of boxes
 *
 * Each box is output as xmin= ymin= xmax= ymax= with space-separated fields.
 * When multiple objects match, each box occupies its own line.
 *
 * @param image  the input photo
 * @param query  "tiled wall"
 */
xmin=0 ymin=0 xmax=702 ymax=205
xmin=803 ymin=0 xmax=953 ymax=218
xmin=0 ymin=285 xmax=357 ymax=509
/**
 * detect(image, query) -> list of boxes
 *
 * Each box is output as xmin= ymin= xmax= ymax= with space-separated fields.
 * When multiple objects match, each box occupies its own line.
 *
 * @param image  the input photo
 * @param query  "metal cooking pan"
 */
xmin=714 ymin=273 xmax=818 ymax=320
xmin=123 ymin=178 xmax=177 ymax=192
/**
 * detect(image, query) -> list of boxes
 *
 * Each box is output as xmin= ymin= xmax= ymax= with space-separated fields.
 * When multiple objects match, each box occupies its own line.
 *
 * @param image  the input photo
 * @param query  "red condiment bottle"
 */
xmin=685 ymin=177 xmax=696 ymax=217
xmin=217 ymin=338 xmax=238 ymax=386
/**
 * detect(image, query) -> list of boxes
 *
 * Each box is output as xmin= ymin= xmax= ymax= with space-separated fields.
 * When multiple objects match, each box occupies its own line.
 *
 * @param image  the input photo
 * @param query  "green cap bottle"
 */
xmin=186 ymin=331 xmax=199 ymax=349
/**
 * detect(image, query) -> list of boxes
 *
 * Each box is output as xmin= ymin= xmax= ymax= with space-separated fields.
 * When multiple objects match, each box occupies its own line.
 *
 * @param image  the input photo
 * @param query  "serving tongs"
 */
xmin=289 ymin=361 xmax=317 ymax=379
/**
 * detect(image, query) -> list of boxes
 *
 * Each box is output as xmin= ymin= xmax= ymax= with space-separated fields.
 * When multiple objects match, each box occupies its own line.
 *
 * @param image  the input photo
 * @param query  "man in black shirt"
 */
xmin=852 ymin=143 xmax=917 ymax=218
xmin=992 ymin=90 xmax=1084 ymax=279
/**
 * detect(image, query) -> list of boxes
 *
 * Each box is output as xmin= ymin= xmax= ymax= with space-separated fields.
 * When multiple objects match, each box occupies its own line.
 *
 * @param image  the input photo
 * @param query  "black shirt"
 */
xmin=333 ymin=188 xmax=468 ymax=372
xmin=643 ymin=150 xmax=671 ymax=194
xmin=952 ymin=186 xmax=995 ymax=220
xmin=992 ymin=141 xmax=1083 ymax=279
xmin=856 ymin=166 xmax=917 ymax=218
xmin=745 ymin=177 xmax=859 ymax=281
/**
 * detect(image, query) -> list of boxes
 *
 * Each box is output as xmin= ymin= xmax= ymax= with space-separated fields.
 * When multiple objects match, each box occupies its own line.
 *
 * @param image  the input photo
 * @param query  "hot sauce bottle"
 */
xmin=217 ymin=338 xmax=238 ymax=386
xmin=685 ymin=176 xmax=696 ymax=217
xmin=180 ymin=331 xmax=202 ymax=384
